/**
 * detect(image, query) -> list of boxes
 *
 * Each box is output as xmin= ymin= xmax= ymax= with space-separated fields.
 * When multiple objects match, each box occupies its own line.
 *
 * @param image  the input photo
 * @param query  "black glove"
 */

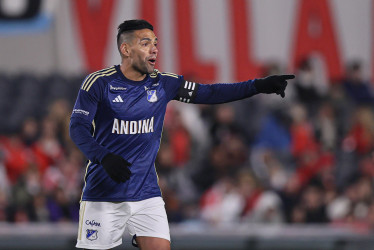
xmin=101 ymin=153 xmax=131 ymax=183
xmin=254 ymin=74 xmax=295 ymax=98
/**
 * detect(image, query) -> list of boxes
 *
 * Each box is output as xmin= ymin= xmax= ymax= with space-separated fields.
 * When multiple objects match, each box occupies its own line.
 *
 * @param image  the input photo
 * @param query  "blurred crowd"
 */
xmin=1 ymin=57 xmax=374 ymax=233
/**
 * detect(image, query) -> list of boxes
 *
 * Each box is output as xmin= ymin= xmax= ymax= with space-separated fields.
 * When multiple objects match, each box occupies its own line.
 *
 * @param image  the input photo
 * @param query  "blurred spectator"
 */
xmin=248 ymin=190 xmax=284 ymax=223
xmin=200 ymin=177 xmax=243 ymax=224
xmin=156 ymin=143 xmax=175 ymax=175
xmin=32 ymin=117 xmax=64 ymax=175
xmin=289 ymin=103 xmax=332 ymax=188
xmin=314 ymin=102 xmax=338 ymax=151
xmin=342 ymin=107 xmax=374 ymax=156
xmin=192 ymin=144 xmax=232 ymax=192
xmin=192 ymin=134 xmax=247 ymax=192
xmin=294 ymin=149 xmax=334 ymax=188
xmin=167 ymin=109 xmax=191 ymax=166
xmin=290 ymin=104 xmax=317 ymax=158
xmin=32 ymin=192 xmax=50 ymax=222
xmin=250 ymin=107 xmax=292 ymax=182
xmin=1 ymin=134 xmax=31 ymax=184
xmin=252 ymin=108 xmax=291 ymax=152
xmin=293 ymin=56 xmax=329 ymax=115
xmin=239 ymin=169 xmax=284 ymax=224
xmin=365 ymin=201 xmax=374 ymax=230
xmin=342 ymin=61 xmax=374 ymax=106
xmin=172 ymin=102 xmax=210 ymax=160
xmin=327 ymin=195 xmax=351 ymax=223
xmin=159 ymin=176 xmax=185 ymax=223
xmin=48 ymin=99 xmax=73 ymax=146
xmin=360 ymin=151 xmax=374 ymax=177
xmin=301 ymin=185 xmax=328 ymax=223
xmin=0 ymin=150 xmax=10 ymax=194
xmin=238 ymin=170 xmax=262 ymax=219
xmin=290 ymin=205 xmax=306 ymax=223
xmin=279 ymin=175 xmax=303 ymax=223
xmin=262 ymin=150 xmax=289 ymax=191
xmin=47 ymin=187 xmax=78 ymax=222
xmin=20 ymin=117 xmax=39 ymax=146
xmin=210 ymin=104 xmax=248 ymax=145
xmin=0 ymin=190 xmax=7 ymax=221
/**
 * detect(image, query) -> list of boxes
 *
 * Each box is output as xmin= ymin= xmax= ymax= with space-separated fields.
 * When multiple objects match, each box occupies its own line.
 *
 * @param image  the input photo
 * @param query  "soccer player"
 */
xmin=70 ymin=19 xmax=294 ymax=250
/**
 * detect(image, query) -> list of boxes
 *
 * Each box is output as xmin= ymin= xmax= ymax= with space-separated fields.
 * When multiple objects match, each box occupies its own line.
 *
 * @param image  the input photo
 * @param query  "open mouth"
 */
xmin=148 ymin=58 xmax=156 ymax=65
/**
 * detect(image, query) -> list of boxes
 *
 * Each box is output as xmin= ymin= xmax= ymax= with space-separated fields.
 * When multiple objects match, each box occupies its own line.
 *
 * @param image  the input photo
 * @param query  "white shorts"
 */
xmin=76 ymin=197 xmax=170 ymax=249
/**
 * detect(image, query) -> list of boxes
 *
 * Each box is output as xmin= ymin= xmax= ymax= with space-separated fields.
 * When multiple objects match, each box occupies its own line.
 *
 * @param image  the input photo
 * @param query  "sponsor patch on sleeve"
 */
xmin=73 ymin=109 xmax=90 ymax=116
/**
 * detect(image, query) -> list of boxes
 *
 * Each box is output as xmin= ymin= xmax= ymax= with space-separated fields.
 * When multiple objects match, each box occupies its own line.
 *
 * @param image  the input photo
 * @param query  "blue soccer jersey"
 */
xmin=70 ymin=65 xmax=258 ymax=201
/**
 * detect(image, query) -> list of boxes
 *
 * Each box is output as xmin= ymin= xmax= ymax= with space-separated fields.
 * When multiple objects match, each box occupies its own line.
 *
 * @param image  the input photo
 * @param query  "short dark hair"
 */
xmin=116 ymin=19 xmax=153 ymax=52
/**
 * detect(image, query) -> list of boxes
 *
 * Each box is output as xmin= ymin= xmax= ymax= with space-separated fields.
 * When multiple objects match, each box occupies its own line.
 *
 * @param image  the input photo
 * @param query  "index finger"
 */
xmin=280 ymin=74 xmax=295 ymax=80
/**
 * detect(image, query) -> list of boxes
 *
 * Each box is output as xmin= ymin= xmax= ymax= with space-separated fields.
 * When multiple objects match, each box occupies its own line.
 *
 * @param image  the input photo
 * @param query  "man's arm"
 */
xmin=69 ymin=84 xmax=131 ymax=183
xmin=175 ymin=75 xmax=295 ymax=104
xmin=69 ymin=117 xmax=109 ymax=163
xmin=69 ymin=89 xmax=109 ymax=163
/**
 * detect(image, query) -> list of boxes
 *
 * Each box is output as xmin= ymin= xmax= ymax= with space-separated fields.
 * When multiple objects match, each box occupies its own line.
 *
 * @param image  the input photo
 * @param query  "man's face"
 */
xmin=126 ymin=29 xmax=158 ymax=75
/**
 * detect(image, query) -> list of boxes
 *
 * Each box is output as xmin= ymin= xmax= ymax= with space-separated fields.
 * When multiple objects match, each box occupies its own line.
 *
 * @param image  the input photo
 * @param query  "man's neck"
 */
xmin=120 ymin=63 xmax=146 ymax=82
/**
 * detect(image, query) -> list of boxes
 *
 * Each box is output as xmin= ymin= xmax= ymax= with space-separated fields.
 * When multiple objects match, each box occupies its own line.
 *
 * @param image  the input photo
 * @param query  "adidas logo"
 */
xmin=188 ymin=91 xmax=193 ymax=97
xmin=113 ymin=95 xmax=123 ymax=103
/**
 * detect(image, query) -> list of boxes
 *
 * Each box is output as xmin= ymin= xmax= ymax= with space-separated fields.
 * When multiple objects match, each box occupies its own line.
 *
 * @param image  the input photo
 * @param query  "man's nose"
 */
xmin=151 ymin=45 xmax=158 ymax=54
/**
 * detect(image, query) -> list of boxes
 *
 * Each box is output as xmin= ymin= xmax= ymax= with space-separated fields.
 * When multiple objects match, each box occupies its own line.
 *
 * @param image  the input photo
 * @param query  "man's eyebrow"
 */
xmin=140 ymin=37 xmax=158 ymax=42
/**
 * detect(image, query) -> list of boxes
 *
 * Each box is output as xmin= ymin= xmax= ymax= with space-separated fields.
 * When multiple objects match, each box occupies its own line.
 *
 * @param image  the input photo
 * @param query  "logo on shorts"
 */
xmin=86 ymin=220 xmax=101 ymax=227
xmin=86 ymin=229 xmax=98 ymax=241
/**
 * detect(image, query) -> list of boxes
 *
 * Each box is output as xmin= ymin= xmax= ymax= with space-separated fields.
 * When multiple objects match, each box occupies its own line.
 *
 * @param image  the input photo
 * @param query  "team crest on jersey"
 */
xmin=147 ymin=90 xmax=158 ymax=102
xmin=86 ymin=229 xmax=98 ymax=241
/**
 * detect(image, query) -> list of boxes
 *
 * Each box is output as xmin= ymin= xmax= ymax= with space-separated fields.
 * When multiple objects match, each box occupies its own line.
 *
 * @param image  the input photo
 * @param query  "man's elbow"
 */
xmin=69 ymin=117 xmax=89 ymax=140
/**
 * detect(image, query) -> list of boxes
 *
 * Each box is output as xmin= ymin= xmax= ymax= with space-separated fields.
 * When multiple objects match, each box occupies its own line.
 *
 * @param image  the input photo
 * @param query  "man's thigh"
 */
xmin=136 ymin=236 xmax=170 ymax=250
xmin=127 ymin=197 xmax=170 ymax=242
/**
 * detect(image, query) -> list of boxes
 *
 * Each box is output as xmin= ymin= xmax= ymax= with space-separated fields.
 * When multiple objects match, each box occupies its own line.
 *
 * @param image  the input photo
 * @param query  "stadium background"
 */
xmin=1 ymin=0 xmax=374 ymax=249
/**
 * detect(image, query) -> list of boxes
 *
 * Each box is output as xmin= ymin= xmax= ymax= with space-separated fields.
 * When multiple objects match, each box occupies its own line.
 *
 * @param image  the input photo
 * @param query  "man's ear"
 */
xmin=121 ymin=43 xmax=130 ymax=57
